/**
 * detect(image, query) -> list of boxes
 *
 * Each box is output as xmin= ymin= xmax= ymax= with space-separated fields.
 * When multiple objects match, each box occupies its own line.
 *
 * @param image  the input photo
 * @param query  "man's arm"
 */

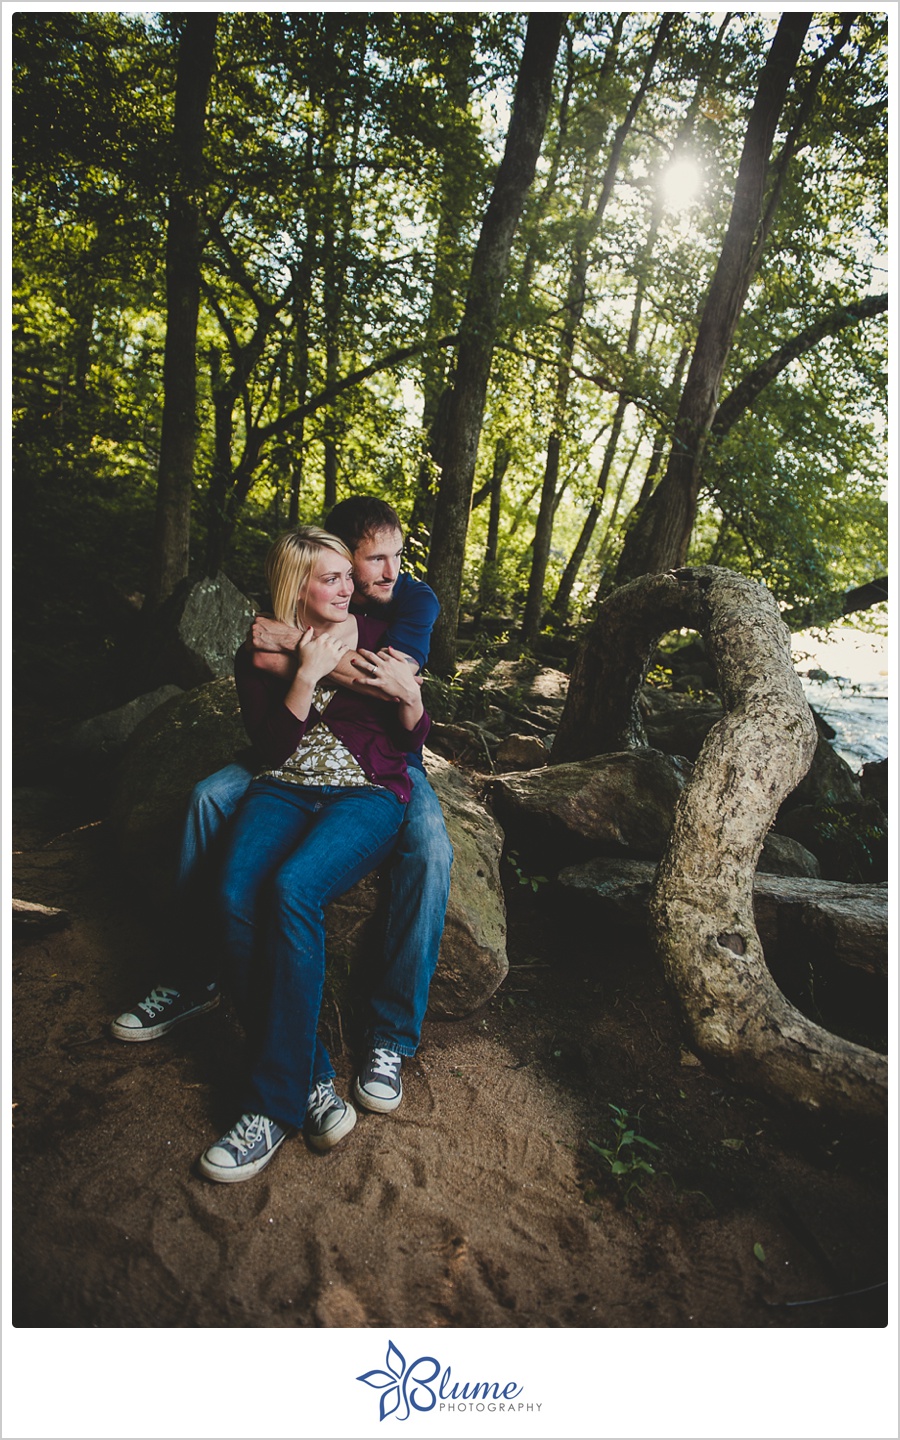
xmin=249 ymin=615 xmax=420 ymax=691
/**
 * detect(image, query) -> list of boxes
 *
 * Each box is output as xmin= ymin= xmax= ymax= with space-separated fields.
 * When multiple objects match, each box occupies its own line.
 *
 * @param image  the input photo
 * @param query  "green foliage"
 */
xmin=587 ymin=1103 xmax=662 ymax=1198
xmin=505 ymin=851 xmax=549 ymax=895
xmin=11 ymin=10 xmax=888 ymax=645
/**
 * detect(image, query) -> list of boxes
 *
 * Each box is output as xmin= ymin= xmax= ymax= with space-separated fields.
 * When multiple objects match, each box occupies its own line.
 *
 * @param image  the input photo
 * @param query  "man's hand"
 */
xmin=251 ymin=615 xmax=302 ymax=653
xmin=351 ymin=647 xmax=422 ymax=704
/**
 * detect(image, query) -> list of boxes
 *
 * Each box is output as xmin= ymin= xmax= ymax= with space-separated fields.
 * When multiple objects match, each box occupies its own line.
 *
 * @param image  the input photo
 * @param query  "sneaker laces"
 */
xmin=368 ymin=1048 xmax=402 ymax=1081
xmin=137 ymin=986 xmax=180 ymax=1019
xmin=222 ymin=1113 xmax=268 ymax=1156
xmin=307 ymin=1081 xmax=339 ymax=1124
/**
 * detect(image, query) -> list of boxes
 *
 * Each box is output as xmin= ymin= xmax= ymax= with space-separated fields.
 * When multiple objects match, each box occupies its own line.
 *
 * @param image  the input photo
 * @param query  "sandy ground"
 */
xmin=11 ymin=785 xmax=888 ymax=1329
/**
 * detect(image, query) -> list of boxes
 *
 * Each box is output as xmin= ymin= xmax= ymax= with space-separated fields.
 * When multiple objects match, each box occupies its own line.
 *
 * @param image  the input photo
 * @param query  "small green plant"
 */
xmin=506 ymin=850 xmax=549 ymax=894
xmin=588 ymin=1103 xmax=661 ymax=1195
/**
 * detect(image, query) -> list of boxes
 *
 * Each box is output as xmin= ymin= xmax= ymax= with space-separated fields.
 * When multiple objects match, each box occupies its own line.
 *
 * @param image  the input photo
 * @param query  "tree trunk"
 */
xmin=426 ymin=13 xmax=565 ymax=674
xmin=147 ymin=13 xmax=217 ymax=610
xmin=407 ymin=18 xmax=478 ymax=559
xmin=554 ymin=565 xmax=886 ymax=1126
xmin=475 ymin=438 xmax=511 ymax=615
xmin=521 ymin=15 xmax=671 ymax=645
xmin=614 ymin=12 xmax=812 ymax=585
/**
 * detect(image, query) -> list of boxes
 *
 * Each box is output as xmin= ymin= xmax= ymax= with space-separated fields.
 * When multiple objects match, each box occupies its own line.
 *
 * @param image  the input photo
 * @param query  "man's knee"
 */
xmin=189 ymin=763 xmax=252 ymax=821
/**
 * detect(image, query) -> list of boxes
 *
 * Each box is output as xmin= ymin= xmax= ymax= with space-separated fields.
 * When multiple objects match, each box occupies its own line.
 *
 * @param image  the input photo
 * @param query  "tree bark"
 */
xmin=521 ymin=15 xmax=671 ymax=645
xmin=426 ymin=13 xmax=565 ymax=674
xmin=146 ymin=13 xmax=217 ymax=610
xmin=553 ymin=565 xmax=886 ymax=1127
xmin=614 ymin=12 xmax=812 ymax=586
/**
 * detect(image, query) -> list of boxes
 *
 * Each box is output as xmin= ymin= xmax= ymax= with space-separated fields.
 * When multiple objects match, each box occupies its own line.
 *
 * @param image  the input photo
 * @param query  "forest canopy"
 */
xmin=12 ymin=9 xmax=888 ymax=673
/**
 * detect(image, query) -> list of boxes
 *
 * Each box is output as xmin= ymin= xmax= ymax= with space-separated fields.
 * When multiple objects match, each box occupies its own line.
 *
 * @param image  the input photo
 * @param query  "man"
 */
xmin=111 ymin=496 xmax=453 ymax=1135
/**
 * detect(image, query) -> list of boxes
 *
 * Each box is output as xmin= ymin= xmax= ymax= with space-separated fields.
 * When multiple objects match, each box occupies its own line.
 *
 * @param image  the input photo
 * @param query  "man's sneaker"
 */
xmin=110 ymin=984 xmax=220 ymax=1042
xmin=199 ymin=1112 xmax=288 ymax=1183
xmin=354 ymin=1047 xmax=403 ymax=1114
xmin=306 ymin=1080 xmax=357 ymax=1151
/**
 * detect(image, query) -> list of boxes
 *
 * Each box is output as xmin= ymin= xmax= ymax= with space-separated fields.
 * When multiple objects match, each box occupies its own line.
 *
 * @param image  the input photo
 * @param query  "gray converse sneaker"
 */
xmin=111 ymin=983 xmax=220 ymax=1041
xmin=354 ymin=1047 xmax=403 ymax=1114
xmin=199 ymin=1112 xmax=288 ymax=1183
xmin=306 ymin=1080 xmax=357 ymax=1151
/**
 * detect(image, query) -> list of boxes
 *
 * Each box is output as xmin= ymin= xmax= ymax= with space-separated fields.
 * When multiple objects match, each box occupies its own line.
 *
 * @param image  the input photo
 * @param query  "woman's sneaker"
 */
xmin=306 ymin=1080 xmax=357 ymax=1151
xmin=110 ymin=984 xmax=220 ymax=1042
xmin=199 ymin=1112 xmax=288 ymax=1183
xmin=354 ymin=1047 xmax=403 ymax=1114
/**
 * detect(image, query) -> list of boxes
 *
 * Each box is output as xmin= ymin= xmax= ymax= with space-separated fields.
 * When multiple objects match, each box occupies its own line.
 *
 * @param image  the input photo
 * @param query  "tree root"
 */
xmin=557 ymin=566 xmax=887 ymax=1127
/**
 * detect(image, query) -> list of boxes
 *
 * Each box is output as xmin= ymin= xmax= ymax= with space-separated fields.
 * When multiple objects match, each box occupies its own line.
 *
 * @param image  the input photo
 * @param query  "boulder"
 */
xmin=777 ymin=798 xmax=888 ymax=882
xmin=860 ymin=757 xmax=888 ymax=813
xmin=56 ymin=686 xmax=184 ymax=761
xmin=757 ymin=832 xmax=822 ymax=879
xmin=488 ymin=748 xmax=693 ymax=870
xmin=556 ymin=856 xmax=888 ymax=980
xmin=640 ymin=689 xmax=723 ymax=761
xmin=494 ymin=734 xmax=549 ymax=770
xmin=110 ymin=679 xmax=250 ymax=887
xmin=779 ymin=733 xmax=862 ymax=813
xmin=109 ymin=681 xmax=507 ymax=1019
xmin=144 ymin=574 xmax=256 ymax=689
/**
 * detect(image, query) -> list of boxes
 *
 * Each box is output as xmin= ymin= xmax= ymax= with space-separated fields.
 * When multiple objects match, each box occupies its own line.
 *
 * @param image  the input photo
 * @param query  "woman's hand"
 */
xmin=295 ymin=626 xmax=350 ymax=687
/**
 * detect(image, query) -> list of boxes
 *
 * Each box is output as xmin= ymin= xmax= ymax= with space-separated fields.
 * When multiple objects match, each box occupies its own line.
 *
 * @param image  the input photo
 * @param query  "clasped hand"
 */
xmin=351 ymin=647 xmax=420 ymax=703
xmin=295 ymin=626 xmax=349 ymax=685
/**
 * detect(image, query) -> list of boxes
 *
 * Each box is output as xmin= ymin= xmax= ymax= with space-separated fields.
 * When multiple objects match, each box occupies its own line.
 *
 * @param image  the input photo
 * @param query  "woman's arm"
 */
xmin=235 ymin=628 xmax=349 ymax=764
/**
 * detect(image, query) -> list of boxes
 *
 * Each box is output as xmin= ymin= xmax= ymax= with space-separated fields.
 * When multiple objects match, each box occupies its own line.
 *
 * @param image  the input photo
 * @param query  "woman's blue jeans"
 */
xmin=220 ymin=778 xmax=404 ymax=1129
xmin=175 ymin=762 xmax=453 ymax=1056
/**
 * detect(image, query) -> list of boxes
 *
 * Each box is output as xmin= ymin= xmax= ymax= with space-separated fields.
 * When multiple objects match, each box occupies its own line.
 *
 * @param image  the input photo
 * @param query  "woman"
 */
xmin=199 ymin=526 xmax=429 ymax=1183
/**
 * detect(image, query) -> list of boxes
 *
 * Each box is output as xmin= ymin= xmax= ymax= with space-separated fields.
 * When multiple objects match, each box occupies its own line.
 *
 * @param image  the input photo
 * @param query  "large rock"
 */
xmin=488 ymin=749 xmax=693 ymax=869
xmin=779 ymin=732 xmax=863 ymax=813
xmin=757 ymin=832 xmax=822 ymax=879
xmin=556 ymin=856 xmax=888 ymax=980
xmin=144 ymin=574 xmax=256 ymax=689
xmin=109 ymin=681 xmax=507 ymax=1018
xmin=56 ymin=686 xmax=184 ymax=761
xmin=640 ymin=689 xmax=723 ymax=761
xmin=777 ymin=798 xmax=888 ymax=882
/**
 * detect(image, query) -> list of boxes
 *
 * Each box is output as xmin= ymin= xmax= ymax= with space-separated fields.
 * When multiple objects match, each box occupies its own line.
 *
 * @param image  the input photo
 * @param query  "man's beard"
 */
xmin=353 ymin=581 xmax=394 ymax=608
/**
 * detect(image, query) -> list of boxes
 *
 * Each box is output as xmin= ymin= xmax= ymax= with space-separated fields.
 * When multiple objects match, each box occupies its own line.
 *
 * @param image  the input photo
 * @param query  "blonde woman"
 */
xmin=199 ymin=527 xmax=429 ymax=1183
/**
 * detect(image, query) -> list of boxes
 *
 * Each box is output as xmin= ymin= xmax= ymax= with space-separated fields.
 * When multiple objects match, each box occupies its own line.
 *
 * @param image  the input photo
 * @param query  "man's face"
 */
xmin=351 ymin=526 xmax=403 ymax=606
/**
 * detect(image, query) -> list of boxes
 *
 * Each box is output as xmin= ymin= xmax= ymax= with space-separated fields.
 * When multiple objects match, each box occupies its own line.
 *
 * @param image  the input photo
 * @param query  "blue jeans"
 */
xmin=221 ymin=779 xmax=404 ymax=1128
xmin=174 ymin=762 xmax=453 ymax=1054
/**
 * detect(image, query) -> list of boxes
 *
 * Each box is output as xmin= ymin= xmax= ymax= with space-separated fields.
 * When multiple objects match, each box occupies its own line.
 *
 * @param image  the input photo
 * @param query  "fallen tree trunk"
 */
xmin=556 ymin=567 xmax=888 ymax=1127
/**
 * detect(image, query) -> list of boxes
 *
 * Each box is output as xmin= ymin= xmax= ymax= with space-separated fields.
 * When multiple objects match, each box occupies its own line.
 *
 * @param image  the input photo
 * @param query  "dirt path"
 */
xmin=11 ymin=785 xmax=887 ymax=1329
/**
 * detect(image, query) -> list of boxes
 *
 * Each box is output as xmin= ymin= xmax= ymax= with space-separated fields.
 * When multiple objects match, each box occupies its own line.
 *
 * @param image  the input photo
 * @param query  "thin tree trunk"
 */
xmin=475 ymin=438 xmax=512 ymax=615
xmin=147 ymin=13 xmax=217 ymax=609
xmin=426 ymin=13 xmax=565 ymax=675
xmin=614 ymin=12 xmax=813 ymax=585
xmin=521 ymin=15 xmax=672 ymax=645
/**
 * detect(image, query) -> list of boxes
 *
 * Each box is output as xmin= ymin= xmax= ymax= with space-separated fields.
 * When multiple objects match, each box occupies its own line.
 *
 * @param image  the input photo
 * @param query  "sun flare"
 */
xmin=660 ymin=157 xmax=703 ymax=210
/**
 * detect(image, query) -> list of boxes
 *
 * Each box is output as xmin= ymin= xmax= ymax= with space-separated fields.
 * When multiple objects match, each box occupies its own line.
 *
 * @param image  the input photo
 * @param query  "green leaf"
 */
xmin=753 ymin=1243 xmax=766 ymax=1263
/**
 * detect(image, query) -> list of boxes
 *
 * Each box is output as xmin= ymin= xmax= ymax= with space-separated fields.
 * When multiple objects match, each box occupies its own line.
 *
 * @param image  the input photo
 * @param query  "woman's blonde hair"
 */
xmin=265 ymin=527 xmax=353 ymax=628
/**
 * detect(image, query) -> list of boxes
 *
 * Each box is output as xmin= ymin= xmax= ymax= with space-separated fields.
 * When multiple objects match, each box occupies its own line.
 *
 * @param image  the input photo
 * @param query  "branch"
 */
xmin=712 ymin=293 xmax=887 ymax=436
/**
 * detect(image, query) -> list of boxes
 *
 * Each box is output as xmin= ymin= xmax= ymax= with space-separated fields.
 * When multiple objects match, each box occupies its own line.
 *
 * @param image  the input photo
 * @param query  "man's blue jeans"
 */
xmin=174 ymin=761 xmax=453 ymax=1055
xmin=221 ymin=779 xmax=404 ymax=1128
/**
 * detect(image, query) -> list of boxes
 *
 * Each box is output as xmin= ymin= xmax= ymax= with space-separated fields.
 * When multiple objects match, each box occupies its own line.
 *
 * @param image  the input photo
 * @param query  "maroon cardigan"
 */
xmin=234 ymin=614 xmax=430 ymax=804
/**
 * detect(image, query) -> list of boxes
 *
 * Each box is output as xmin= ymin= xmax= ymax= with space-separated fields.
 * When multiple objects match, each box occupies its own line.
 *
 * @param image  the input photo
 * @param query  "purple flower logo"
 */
xmin=357 ymin=1340 xmax=440 ymax=1421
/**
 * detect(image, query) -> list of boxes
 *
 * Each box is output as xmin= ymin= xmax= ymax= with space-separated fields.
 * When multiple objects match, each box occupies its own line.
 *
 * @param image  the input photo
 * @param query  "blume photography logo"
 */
xmin=357 ymin=1339 xmax=539 ymax=1422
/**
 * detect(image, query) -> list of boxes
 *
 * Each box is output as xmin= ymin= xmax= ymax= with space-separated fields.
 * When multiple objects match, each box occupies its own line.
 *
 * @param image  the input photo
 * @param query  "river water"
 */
xmin=792 ymin=626 xmax=888 ymax=773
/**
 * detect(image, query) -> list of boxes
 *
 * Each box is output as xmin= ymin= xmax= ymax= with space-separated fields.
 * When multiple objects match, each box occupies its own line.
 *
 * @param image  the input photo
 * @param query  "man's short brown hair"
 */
xmin=324 ymin=496 xmax=403 ymax=552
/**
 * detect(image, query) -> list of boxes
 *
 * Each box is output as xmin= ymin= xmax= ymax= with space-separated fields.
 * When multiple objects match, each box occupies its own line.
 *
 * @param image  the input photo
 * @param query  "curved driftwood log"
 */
xmin=556 ymin=567 xmax=888 ymax=1127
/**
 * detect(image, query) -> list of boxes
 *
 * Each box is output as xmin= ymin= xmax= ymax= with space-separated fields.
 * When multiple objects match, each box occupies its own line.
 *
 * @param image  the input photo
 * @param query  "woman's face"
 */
xmin=301 ymin=552 xmax=355 ymax=626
